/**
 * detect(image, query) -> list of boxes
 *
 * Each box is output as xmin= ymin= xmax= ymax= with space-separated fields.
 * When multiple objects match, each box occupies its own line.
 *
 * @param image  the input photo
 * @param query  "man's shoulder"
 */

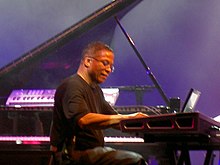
xmin=57 ymin=74 xmax=85 ymax=90
xmin=60 ymin=74 xmax=79 ymax=84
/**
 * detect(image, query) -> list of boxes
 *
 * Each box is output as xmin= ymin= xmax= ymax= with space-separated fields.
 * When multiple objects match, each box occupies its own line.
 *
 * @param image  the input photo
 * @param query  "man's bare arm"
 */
xmin=78 ymin=112 xmax=148 ymax=129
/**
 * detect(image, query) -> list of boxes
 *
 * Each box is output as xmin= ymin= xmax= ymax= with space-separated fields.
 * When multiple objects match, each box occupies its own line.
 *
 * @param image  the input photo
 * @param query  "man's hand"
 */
xmin=126 ymin=112 xmax=148 ymax=119
xmin=134 ymin=112 xmax=148 ymax=118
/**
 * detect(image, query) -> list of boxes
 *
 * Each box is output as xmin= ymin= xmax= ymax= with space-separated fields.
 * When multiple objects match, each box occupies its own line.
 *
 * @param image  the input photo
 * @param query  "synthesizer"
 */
xmin=5 ymin=89 xmax=56 ymax=107
xmin=0 ymin=105 xmax=166 ymax=114
xmin=5 ymin=88 xmax=119 ymax=107
xmin=0 ymin=136 xmax=144 ymax=144
xmin=0 ymin=105 xmax=166 ymax=140
xmin=120 ymin=112 xmax=220 ymax=143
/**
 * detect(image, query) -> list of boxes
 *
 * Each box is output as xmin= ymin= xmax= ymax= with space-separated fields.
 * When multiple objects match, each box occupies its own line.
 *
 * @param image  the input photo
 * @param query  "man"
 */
xmin=50 ymin=41 xmax=148 ymax=165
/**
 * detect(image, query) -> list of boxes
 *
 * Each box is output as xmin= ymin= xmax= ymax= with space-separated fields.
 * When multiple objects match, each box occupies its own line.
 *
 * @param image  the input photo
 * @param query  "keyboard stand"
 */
xmin=166 ymin=142 xmax=220 ymax=165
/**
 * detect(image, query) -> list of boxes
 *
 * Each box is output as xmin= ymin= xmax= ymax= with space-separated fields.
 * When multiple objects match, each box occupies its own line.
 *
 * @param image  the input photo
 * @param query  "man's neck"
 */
xmin=77 ymin=69 xmax=94 ymax=85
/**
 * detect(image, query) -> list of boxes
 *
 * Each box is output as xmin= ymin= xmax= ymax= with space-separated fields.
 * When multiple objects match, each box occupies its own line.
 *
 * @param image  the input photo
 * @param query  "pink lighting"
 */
xmin=0 ymin=136 xmax=50 ymax=144
xmin=0 ymin=136 xmax=144 ymax=144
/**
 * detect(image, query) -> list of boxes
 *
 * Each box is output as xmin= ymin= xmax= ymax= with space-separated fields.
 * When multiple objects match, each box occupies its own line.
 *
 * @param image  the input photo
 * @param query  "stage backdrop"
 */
xmin=0 ymin=1 xmax=220 ymax=164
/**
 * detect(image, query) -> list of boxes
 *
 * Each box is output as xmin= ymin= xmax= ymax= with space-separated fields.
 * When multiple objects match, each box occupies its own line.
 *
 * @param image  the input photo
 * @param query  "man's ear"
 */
xmin=84 ymin=57 xmax=92 ymax=68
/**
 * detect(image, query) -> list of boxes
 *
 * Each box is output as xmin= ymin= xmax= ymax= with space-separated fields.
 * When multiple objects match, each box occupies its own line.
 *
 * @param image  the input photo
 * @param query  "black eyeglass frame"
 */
xmin=87 ymin=56 xmax=115 ymax=72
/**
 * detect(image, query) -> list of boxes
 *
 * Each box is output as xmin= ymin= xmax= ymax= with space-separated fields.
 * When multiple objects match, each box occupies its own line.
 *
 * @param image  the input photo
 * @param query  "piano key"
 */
xmin=0 ymin=136 xmax=144 ymax=144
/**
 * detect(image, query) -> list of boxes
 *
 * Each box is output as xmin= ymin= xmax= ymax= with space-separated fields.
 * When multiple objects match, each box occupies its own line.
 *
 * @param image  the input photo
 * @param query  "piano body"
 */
xmin=0 ymin=0 xmax=143 ymax=105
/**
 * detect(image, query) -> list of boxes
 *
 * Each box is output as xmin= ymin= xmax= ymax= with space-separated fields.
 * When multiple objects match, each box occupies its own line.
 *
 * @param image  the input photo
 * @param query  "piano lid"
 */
xmin=0 ymin=0 xmax=142 ymax=105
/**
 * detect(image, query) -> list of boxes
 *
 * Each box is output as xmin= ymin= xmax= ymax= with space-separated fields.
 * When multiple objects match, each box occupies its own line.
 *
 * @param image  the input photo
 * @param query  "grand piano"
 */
xmin=0 ymin=1 xmax=220 ymax=165
xmin=0 ymin=1 xmax=153 ymax=164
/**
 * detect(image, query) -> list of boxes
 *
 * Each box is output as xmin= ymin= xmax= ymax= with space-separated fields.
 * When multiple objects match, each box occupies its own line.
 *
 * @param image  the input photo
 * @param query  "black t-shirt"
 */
xmin=50 ymin=74 xmax=117 ymax=151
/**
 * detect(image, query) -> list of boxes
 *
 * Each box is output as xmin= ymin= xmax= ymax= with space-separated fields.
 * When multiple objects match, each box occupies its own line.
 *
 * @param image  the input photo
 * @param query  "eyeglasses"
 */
xmin=88 ymin=56 xmax=114 ymax=72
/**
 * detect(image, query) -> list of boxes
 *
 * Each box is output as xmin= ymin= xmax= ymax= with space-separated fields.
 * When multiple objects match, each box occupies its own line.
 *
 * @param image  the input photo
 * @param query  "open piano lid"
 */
xmin=0 ymin=0 xmax=142 ymax=105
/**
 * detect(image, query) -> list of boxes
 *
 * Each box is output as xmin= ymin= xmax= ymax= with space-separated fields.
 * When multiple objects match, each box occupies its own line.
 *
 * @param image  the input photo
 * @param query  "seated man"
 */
xmin=50 ymin=41 xmax=148 ymax=165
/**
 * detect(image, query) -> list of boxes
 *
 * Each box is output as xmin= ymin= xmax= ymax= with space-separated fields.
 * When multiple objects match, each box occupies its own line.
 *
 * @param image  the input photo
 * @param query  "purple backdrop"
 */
xmin=0 ymin=1 xmax=220 ymax=164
